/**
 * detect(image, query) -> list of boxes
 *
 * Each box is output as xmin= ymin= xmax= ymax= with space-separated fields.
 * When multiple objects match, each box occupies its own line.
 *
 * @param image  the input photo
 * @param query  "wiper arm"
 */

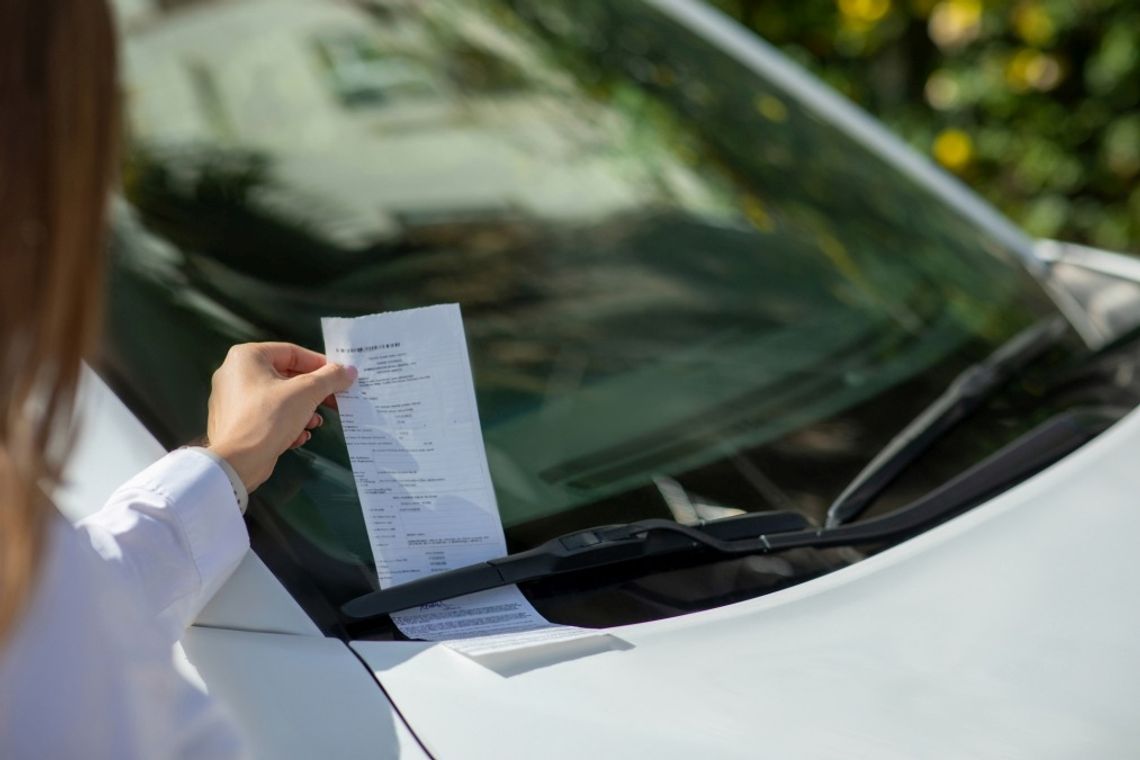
xmin=342 ymin=509 xmax=809 ymax=621
xmin=825 ymin=317 xmax=1068 ymax=528
xmin=341 ymin=406 xmax=1110 ymax=623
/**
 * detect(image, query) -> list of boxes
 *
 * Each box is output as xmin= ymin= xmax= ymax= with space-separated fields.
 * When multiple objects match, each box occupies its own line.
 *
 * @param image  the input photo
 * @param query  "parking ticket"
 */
xmin=322 ymin=305 xmax=594 ymax=656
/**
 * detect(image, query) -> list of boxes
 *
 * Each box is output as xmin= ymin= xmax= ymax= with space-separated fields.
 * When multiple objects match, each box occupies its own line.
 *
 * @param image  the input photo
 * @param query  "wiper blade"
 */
xmin=825 ymin=317 xmax=1068 ymax=528
xmin=341 ymin=407 xmax=1110 ymax=623
xmin=342 ymin=509 xmax=809 ymax=621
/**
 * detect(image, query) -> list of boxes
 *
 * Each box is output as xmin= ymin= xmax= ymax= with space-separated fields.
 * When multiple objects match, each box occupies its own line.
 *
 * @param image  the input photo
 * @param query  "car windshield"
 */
xmin=104 ymin=0 xmax=1068 ymax=633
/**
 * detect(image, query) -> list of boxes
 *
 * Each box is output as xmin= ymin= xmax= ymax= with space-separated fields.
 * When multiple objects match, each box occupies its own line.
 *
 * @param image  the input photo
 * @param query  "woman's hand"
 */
xmin=205 ymin=342 xmax=357 ymax=491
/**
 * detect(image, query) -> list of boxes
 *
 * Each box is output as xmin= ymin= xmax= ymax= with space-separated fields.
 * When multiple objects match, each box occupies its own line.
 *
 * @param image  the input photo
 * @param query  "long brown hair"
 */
xmin=0 ymin=0 xmax=120 ymax=641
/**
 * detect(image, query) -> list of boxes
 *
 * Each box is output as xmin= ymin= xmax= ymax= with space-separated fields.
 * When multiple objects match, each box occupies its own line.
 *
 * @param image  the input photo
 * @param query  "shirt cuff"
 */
xmin=187 ymin=447 xmax=249 ymax=514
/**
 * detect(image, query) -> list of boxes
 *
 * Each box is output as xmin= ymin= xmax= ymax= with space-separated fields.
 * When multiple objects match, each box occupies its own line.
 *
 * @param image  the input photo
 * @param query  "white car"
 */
xmin=66 ymin=0 xmax=1140 ymax=756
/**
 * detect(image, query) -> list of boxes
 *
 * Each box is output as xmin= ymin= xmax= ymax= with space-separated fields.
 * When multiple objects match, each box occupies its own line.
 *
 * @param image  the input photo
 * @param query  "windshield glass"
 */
xmin=104 ymin=0 xmax=1065 ymax=632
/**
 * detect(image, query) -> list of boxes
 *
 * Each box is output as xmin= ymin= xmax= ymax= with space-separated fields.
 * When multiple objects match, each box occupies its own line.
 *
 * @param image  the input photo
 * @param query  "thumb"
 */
xmin=295 ymin=362 xmax=357 ymax=403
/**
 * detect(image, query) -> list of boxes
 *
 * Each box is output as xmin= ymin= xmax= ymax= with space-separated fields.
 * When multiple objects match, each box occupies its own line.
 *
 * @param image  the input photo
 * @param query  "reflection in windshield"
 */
xmin=104 ymin=0 xmax=1058 ymax=627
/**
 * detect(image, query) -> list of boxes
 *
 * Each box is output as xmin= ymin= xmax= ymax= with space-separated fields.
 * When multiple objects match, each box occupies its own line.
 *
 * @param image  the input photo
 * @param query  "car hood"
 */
xmin=352 ymin=404 xmax=1140 ymax=759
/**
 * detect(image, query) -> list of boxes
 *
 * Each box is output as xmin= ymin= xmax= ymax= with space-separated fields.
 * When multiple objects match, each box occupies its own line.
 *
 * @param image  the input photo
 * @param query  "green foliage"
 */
xmin=710 ymin=0 xmax=1140 ymax=253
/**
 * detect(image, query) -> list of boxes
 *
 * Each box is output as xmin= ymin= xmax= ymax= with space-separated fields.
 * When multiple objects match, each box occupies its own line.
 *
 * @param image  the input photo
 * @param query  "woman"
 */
xmin=0 ymin=1 xmax=354 ymax=756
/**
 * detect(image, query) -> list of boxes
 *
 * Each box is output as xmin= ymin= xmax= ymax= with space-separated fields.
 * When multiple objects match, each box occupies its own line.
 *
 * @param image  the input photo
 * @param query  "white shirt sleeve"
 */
xmin=77 ymin=447 xmax=251 ymax=641
xmin=0 ymin=448 xmax=252 ymax=759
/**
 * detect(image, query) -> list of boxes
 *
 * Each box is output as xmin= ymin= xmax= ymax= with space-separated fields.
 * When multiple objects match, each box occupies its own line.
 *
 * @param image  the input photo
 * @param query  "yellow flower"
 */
xmin=1005 ymin=49 xmax=1063 ymax=92
xmin=1011 ymin=2 xmax=1055 ymax=47
xmin=838 ymin=0 xmax=892 ymax=24
xmin=928 ymin=0 xmax=982 ymax=50
xmin=933 ymin=128 xmax=973 ymax=172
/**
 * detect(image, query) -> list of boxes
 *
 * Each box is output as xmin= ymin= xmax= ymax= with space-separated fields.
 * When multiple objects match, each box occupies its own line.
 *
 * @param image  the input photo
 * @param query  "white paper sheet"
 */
xmin=322 ymin=305 xmax=590 ymax=655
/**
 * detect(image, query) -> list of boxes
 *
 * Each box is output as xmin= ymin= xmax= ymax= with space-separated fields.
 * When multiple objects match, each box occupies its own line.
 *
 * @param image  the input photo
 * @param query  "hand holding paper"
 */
xmin=207 ymin=342 xmax=357 ymax=490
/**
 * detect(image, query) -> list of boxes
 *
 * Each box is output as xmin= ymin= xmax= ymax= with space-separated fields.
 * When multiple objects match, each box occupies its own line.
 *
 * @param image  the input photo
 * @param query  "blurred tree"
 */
xmin=711 ymin=0 xmax=1140 ymax=253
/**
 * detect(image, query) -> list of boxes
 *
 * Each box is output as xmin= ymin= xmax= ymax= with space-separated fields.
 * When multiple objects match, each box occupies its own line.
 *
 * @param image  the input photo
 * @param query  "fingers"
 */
xmin=232 ymin=344 xmax=355 ymax=399
xmin=286 ymin=416 xmax=321 ymax=450
xmin=288 ymin=414 xmax=321 ymax=450
xmin=253 ymin=342 xmax=332 ymax=376
xmin=295 ymin=362 xmax=357 ymax=404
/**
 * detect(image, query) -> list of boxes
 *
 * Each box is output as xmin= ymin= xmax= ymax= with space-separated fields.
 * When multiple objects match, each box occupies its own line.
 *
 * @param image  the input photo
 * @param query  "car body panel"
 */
xmin=195 ymin=554 xmax=321 ymax=637
xmin=180 ymin=627 xmax=428 ymax=760
xmin=55 ymin=366 xmax=169 ymax=523
xmin=353 ymin=403 xmax=1140 ymax=759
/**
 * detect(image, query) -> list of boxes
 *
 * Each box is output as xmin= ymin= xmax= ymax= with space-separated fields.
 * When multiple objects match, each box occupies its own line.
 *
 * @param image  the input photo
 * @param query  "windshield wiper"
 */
xmin=341 ymin=407 xmax=1110 ymax=623
xmin=825 ymin=316 xmax=1069 ymax=528
xmin=342 ymin=509 xmax=809 ymax=621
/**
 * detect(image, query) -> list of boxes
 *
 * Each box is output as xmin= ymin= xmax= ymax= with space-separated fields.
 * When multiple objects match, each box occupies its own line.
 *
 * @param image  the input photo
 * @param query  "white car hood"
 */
xmin=354 ymin=406 xmax=1140 ymax=759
